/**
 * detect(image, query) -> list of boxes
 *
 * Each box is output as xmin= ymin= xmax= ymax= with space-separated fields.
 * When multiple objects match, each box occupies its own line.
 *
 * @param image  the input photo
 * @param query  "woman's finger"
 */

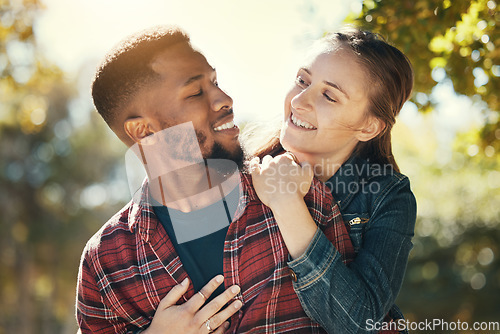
xmin=183 ymin=275 xmax=224 ymax=313
xmin=284 ymin=151 xmax=301 ymax=165
xmin=211 ymin=321 xmax=230 ymax=334
xmin=200 ymin=299 xmax=242 ymax=332
xmin=195 ymin=285 xmax=241 ymax=325
xmin=158 ymin=277 xmax=190 ymax=310
xmin=248 ymin=157 xmax=261 ymax=174
xmin=261 ymin=155 xmax=273 ymax=168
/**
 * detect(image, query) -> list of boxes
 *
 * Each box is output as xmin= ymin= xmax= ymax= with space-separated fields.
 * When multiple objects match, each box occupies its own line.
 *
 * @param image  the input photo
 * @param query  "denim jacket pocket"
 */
xmin=342 ymin=213 xmax=369 ymax=253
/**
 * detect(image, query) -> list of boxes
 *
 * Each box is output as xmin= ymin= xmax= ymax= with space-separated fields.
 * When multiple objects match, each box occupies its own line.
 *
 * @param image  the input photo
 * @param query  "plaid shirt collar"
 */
xmin=128 ymin=179 xmax=157 ymax=243
xmin=127 ymin=172 xmax=313 ymax=241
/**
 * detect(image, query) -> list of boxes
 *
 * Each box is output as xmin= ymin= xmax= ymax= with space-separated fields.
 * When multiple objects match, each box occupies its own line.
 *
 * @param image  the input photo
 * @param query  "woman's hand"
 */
xmin=250 ymin=153 xmax=317 ymax=259
xmin=249 ymin=153 xmax=313 ymax=210
xmin=143 ymin=275 xmax=242 ymax=334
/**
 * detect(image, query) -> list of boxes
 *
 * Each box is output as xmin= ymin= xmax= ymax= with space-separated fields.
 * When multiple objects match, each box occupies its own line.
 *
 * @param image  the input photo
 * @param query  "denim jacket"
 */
xmin=288 ymin=156 xmax=416 ymax=333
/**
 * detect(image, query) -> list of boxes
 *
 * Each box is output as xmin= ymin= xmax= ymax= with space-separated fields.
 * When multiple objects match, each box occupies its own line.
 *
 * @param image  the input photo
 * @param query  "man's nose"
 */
xmin=211 ymin=86 xmax=233 ymax=112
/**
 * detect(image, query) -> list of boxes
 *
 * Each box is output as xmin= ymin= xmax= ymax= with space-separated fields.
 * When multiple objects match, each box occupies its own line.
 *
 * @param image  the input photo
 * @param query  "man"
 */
xmin=76 ymin=25 xmax=353 ymax=333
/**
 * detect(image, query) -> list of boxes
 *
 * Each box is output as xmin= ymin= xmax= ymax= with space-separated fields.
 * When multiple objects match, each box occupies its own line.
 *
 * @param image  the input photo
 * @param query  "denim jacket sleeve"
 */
xmin=288 ymin=173 xmax=416 ymax=334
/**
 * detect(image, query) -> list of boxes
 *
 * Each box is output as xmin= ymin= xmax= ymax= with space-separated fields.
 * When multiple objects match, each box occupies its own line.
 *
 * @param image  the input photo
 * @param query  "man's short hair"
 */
xmin=92 ymin=26 xmax=190 ymax=126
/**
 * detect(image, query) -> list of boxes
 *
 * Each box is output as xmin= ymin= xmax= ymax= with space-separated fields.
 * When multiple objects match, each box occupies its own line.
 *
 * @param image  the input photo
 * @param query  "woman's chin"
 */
xmin=280 ymin=137 xmax=307 ymax=156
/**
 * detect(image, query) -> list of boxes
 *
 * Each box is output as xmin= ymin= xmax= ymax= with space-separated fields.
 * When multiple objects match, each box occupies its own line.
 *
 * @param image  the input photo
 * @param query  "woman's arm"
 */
xmin=249 ymin=154 xmax=318 ymax=258
xmin=290 ymin=179 xmax=415 ymax=333
xmin=251 ymin=155 xmax=416 ymax=334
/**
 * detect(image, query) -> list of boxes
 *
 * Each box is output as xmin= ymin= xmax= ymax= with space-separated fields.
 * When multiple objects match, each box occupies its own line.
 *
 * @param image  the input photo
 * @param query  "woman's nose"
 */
xmin=291 ymin=88 xmax=312 ymax=113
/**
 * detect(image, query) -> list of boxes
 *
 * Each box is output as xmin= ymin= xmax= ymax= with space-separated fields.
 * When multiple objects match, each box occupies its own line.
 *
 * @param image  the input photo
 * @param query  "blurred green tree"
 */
xmin=347 ymin=0 xmax=499 ymax=152
xmin=342 ymin=0 xmax=500 ymax=328
xmin=391 ymin=119 xmax=500 ymax=327
xmin=1 ymin=0 xmax=126 ymax=333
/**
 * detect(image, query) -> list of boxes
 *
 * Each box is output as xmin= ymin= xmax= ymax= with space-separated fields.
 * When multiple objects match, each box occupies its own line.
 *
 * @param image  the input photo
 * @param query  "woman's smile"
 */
xmin=289 ymin=112 xmax=317 ymax=130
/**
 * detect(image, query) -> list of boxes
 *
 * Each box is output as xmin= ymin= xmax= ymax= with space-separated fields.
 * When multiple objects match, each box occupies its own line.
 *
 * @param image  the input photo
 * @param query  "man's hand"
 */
xmin=143 ymin=275 xmax=242 ymax=334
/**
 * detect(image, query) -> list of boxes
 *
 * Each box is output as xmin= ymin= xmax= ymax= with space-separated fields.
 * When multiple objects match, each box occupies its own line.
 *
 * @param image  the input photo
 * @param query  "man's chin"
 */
xmin=205 ymin=141 xmax=245 ymax=171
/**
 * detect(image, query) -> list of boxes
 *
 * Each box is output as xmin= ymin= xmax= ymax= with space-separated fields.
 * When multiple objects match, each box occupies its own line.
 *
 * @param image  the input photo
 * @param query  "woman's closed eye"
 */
xmin=295 ymin=76 xmax=309 ymax=88
xmin=323 ymin=91 xmax=337 ymax=103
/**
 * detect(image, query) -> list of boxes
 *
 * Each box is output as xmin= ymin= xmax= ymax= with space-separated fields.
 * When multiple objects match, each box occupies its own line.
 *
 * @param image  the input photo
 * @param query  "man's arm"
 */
xmin=76 ymin=253 xmax=127 ymax=333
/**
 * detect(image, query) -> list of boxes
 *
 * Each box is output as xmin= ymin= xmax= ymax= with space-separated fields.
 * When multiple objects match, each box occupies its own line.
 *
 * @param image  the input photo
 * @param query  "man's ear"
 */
xmin=124 ymin=117 xmax=155 ymax=144
xmin=356 ymin=117 xmax=385 ymax=142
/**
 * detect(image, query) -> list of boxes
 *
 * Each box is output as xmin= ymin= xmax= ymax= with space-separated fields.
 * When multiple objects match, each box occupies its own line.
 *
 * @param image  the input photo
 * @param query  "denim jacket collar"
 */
xmin=325 ymin=155 xmax=389 ymax=210
xmin=325 ymin=155 xmax=359 ymax=210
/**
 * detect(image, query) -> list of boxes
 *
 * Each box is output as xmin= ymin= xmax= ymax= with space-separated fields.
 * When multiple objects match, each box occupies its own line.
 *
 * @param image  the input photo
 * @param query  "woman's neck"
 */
xmin=295 ymin=151 xmax=352 ymax=182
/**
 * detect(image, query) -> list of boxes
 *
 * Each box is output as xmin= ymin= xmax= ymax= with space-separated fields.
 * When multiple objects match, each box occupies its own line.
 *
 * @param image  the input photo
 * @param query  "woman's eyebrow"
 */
xmin=302 ymin=67 xmax=350 ymax=99
xmin=324 ymin=80 xmax=349 ymax=99
xmin=301 ymin=68 xmax=312 ymax=75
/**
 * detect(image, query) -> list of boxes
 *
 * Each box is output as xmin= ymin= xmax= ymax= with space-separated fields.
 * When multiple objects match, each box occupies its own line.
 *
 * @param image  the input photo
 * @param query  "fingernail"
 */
xmin=231 ymin=285 xmax=240 ymax=294
xmin=216 ymin=275 xmax=224 ymax=283
xmin=233 ymin=300 xmax=243 ymax=309
xmin=181 ymin=277 xmax=189 ymax=286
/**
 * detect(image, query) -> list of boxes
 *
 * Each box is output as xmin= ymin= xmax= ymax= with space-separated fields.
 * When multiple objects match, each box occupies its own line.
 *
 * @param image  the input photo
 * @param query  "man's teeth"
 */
xmin=213 ymin=120 xmax=235 ymax=131
xmin=291 ymin=114 xmax=315 ymax=129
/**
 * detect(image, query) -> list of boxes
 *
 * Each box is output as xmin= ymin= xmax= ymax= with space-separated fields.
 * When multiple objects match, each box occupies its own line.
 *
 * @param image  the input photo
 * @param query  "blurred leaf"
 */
xmin=0 ymin=1 xmax=127 ymax=333
xmin=347 ymin=0 xmax=500 ymax=151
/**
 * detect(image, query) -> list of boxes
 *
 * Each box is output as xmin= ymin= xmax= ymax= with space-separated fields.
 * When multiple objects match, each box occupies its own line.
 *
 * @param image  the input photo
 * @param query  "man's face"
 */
xmin=132 ymin=42 xmax=243 ymax=165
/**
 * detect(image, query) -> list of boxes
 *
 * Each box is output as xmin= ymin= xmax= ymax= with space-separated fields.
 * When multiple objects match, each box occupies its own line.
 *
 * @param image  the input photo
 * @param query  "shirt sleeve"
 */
xmin=288 ymin=176 xmax=416 ymax=334
xmin=76 ymin=248 xmax=134 ymax=334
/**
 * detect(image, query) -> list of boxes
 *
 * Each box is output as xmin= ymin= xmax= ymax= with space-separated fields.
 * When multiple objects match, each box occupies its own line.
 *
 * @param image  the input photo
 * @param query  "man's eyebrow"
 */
xmin=324 ymin=81 xmax=350 ymax=99
xmin=183 ymin=67 xmax=216 ymax=87
xmin=183 ymin=74 xmax=204 ymax=87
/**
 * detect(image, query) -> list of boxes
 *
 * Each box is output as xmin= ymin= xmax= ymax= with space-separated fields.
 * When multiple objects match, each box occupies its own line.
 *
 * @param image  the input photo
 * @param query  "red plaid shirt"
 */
xmin=76 ymin=173 xmax=355 ymax=333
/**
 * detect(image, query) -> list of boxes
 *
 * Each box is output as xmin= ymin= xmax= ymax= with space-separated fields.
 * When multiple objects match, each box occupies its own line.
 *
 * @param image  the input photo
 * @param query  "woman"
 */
xmin=250 ymin=27 xmax=417 ymax=333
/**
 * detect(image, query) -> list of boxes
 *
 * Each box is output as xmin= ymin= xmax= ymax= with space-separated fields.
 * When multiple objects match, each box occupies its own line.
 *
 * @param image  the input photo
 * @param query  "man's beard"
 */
xmin=208 ymin=141 xmax=245 ymax=170
xmin=196 ymin=130 xmax=245 ymax=172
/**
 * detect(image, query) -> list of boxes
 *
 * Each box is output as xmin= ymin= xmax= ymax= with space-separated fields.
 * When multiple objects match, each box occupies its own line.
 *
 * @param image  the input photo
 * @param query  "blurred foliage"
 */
xmin=1 ymin=0 xmax=126 ymax=333
xmin=346 ymin=0 xmax=500 ymax=153
xmin=1 ymin=0 xmax=499 ymax=333
xmin=343 ymin=0 xmax=500 ymax=328
xmin=392 ymin=118 xmax=500 ymax=328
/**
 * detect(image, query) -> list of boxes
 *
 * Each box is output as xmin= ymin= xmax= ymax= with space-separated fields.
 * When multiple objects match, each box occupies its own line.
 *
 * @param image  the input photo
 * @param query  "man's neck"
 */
xmin=148 ymin=163 xmax=230 ymax=212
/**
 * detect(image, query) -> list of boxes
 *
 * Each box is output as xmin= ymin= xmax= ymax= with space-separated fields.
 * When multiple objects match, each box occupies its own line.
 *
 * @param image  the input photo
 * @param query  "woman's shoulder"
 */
xmin=349 ymin=157 xmax=414 ymax=208
xmin=353 ymin=156 xmax=410 ymax=188
xmin=351 ymin=158 xmax=416 ymax=230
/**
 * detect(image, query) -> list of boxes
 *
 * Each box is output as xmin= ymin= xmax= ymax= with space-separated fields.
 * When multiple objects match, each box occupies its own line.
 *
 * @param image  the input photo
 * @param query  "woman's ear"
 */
xmin=124 ymin=117 xmax=155 ymax=144
xmin=356 ymin=117 xmax=384 ymax=142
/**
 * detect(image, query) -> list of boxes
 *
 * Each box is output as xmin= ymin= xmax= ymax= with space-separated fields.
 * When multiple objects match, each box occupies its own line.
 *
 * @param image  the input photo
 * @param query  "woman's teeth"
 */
xmin=291 ymin=114 xmax=315 ymax=129
xmin=214 ymin=120 xmax=235 ymax=131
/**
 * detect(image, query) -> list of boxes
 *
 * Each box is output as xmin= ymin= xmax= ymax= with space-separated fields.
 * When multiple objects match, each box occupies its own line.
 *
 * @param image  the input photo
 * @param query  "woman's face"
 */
xmin=281 ymin=45 xmax=379 ymax=168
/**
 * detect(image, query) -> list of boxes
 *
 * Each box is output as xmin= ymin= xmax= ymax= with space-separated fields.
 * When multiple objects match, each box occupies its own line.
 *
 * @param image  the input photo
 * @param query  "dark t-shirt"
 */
xmin=153 ymin=199 xmax=230 ymax=302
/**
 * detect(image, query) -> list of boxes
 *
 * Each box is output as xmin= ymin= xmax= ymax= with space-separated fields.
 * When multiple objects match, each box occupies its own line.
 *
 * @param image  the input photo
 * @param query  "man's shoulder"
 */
xmin=82 ymin=200 xmax=137 ymax=264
